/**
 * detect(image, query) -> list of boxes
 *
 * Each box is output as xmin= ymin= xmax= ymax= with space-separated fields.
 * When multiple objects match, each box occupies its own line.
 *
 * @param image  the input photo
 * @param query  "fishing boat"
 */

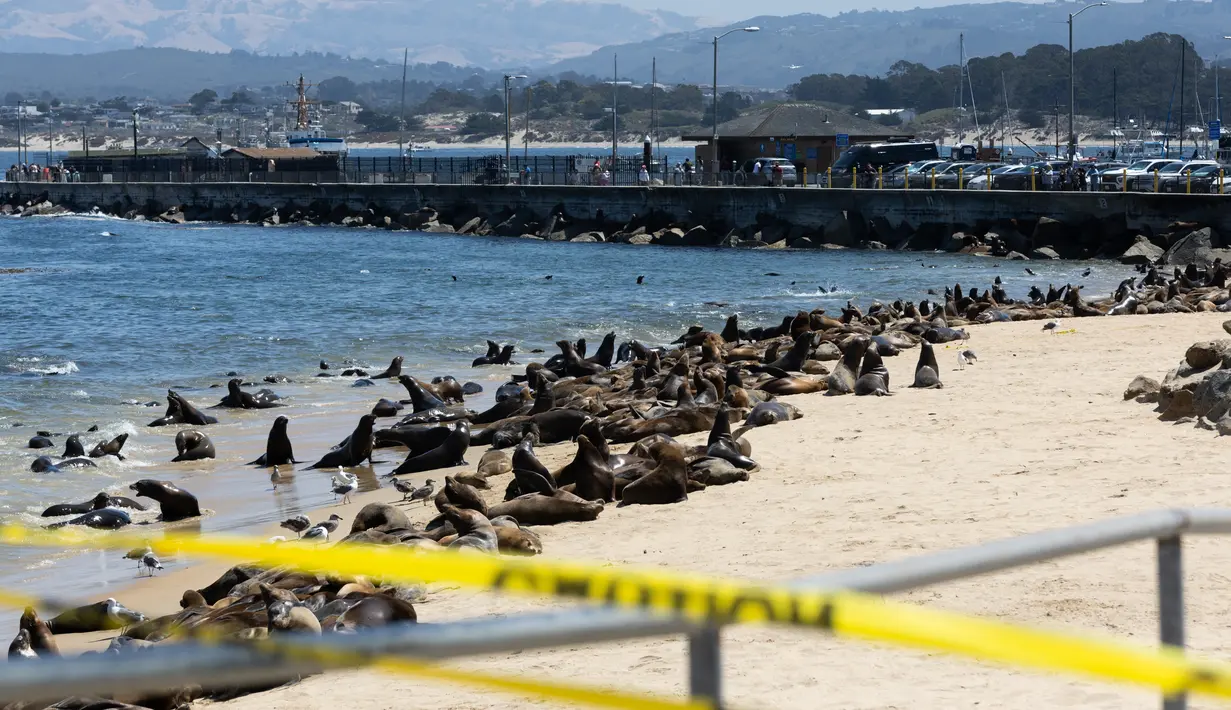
xmin=285 ymin=75 xmax=348 ymax=156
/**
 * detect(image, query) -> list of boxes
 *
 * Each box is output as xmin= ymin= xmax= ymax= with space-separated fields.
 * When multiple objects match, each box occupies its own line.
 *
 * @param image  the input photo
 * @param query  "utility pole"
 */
xmin=1067 ymin=2 xmax=1107 ymax=162
xmin=17 ymin=100 xmax=24 ymax=165
xmin=397 ymin=47 xmax=408 ymax=170
xmin=132 ymin=108 xmax=139 ymax=159
xmin=1053 ymin=99 xmax=1061 ymax=158
xmin=1179 ymin=39 xmax=1187 ymax=156
xmin=502 ymin=73 xmax=526 ymax=173
xmin=524 ymin=85 xmax=532 ymax=161
xmin=611 ymin=54 xmax=618 ymax=170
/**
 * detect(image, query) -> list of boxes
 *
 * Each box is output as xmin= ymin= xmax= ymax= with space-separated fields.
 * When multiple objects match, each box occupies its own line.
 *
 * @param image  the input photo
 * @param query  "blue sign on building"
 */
xmin=1210 ymin=120 xmax=1222 ymax=140
xmin=784 ymin=143 xmax=797 ymax=160
xmin=836 ymin=133 xmax=850 ymax=147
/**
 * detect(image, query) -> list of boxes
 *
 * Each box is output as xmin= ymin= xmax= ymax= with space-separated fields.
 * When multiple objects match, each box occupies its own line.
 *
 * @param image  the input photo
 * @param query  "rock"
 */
xmin=1162 ymin=227 xmax=1222 ymax=266
xmin=457 ymin=216 xmax=484 ymax=235
xmin=822 ymin=212 xmax=864 ymax=247
xmin=813 ymin=342 xmax=841 ymax=361
xmin=627 ymin=233 xmax=654 ymax=246
xmin=493 ymin=208 xmax=535 ymax=237
xmin=682 ymin=225 xmax=710 ymax=246
xmin=736 ymin=239 xmax=769 ymax=249
xmin=1119 ymin=235 xmax=1164 ymax=265
xmin=818 ymin=243 xmax=848 ymax=250
xmin=1222 ymin=320 xmax=1231 ymax=337
xmin=1185 ymin=340 xmax=1231 ymax=370
xmin=864 ymin=241 xmax=888 ymax=250
xmin=1159 ymin=388 xmax=1195 ymax=420
xmin=1031 ymin=217 xmax=1067 ymax=252
xmin=570 ymin=232 xmax=603 ymax=243
xmin=959 ymin=244 xmax=992 ymax=256
xmin=1031 ymin=246 xmax=1060 ymax=260
xmin=545 ymin=230 xmax=570 ymax=242
xmin=515 ymin=233 xmax=543 ymax=240
xmin=158 ymin=209 xmax=186 ymax=224
xmin=1123 ymin=375 xmax=1160 ymax=402
xmin=789 ymin=237 xmax=816 ymax=249
xmin=1193 ymin=370 xmax=1231 ymax=421
xmin=655 ymin=227 xmax=687 ymax=247
xmin=340 ymin=215 xmax=364 ymax=227
xmin=718 ymin=231 xmax=740 ymax=248
xmin=942 ymin=232 xmax=970 ymax=252
xmin=1005 ymin=251 xmax=1030 ymax=261
xmin=422 ymin=223 xmax=455 ymax=234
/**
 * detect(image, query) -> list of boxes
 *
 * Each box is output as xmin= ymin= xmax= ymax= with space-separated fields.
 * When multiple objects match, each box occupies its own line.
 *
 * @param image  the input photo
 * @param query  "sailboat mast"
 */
xmin=957 ymin=33 xmax=965 ymax=146
xmin=651 ymin=57 xmax=658 ymax=166
xmin=398 ymin=48 xmax=408 ymax=160
xmin=1179 ymin=40 xmax=1186 ymax=155
xmin=1002 ymin=72 xmax=1011 ymax=150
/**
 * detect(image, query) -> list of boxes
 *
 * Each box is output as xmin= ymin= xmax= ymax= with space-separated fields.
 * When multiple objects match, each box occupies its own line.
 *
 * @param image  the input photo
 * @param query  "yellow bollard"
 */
xmin=1187 ymin=170 xmax=1192 ymax=194
xmin=877 ymin=166 xmax=882 ymax=190
xmin=1153 ymin=169 xmax=1158 ymax=193
xmin=931 ymin=168 xmax=936 ymax=190
xmin=1122 ymin=168 xmax=1127 ymax=193
xmin=957 ymin=167 xmax=963 ymax=189
xmin=827 ymin=167 xmax=831 ymax=189
xmin=802 ymin=167 xmax=807 ymax=187
xmin=1030 ymin=167 xmax=1035 ymax=191
xmin=986 ymin=166 xmax=991 ymax=190
xmin=851 ymin=169 xmax=857 ymax=189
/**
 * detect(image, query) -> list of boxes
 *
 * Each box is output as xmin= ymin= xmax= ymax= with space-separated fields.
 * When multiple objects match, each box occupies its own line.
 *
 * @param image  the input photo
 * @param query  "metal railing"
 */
xmin=0 ymin=508 xmax=1222 ymax=709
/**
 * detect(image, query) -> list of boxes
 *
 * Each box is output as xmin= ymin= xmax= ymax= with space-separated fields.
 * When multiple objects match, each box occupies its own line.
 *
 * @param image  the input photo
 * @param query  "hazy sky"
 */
xmin=609 ymin=0 xmax=1056 ymax=23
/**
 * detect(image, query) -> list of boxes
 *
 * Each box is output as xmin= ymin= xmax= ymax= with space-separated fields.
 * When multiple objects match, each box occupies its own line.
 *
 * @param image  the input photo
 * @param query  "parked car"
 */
xmin=1083 ymin=161 xmax=1128 ymax=191
xmin=1100 ymin=159 xmax=1181 ymax=191
xmin=1152 ymin=163 xmax=1227 ymax=193
xmin=908 ymin=161 xmax=977 ymax=189
xmin=736 ymin=158 xmax=797 ymax=186
xmin=1142 ymin=161 xmax=1221 ymax=192
xmin=831 ymin=141 xmax=939 ymax=173
xmin=965 ymin=164 xmax=1027 ymax=190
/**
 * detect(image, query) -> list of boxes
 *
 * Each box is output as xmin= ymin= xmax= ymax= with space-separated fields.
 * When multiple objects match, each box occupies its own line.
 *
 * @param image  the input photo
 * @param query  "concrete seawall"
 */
xmin=7 ymin=182 xmax=1230 ymax=258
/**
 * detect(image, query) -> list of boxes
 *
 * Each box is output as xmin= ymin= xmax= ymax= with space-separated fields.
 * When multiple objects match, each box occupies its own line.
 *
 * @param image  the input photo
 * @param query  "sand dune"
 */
xmin=97 ymin=313 xmax=1231 ymax=709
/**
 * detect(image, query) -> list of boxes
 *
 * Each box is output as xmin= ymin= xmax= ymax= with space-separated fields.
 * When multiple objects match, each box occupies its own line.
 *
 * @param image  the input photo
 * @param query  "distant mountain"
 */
xmin=546 ymin=0 xmax=1231 ymax=88
xmin=0 ymin=0 xmax=698 ymax=67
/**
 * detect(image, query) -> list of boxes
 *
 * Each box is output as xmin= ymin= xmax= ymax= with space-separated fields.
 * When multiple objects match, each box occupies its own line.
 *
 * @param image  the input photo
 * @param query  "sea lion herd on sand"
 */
xmin=11 ymin=261 xmax=1226 ymax=705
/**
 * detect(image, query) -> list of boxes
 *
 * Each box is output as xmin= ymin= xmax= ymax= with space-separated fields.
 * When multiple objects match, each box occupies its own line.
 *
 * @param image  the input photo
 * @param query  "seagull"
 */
xmin=409 ymin=479 xmax=436 ymax=507
xmin=784 ymin=64 xmax=803 ymax=70
xmin=314 ymin=514 xmax=343 ymax=534
xmin=123 ymin=546 xmax=152 ymax=570
xmin=280 ymin=514 xmax=311 ymax=537
xmin=1042 ymin=319 xmax=1060 ymax=333
xmin=270 ymin=465 xmax=286 ymax=491
xmin=332 ymin=470 xmax=358 ymax=504
xmin=302 ymin=525 xmax=329 ymax=543
xmin=958 ymin=349 xmax=978 ymax=369
xmin=390 ymin=477 xmax=415 ymax=501
xmin=139 ymin=552 xmax=163 ymax=577
xmin=1024 ymin=268 xmax=1037 ymax=276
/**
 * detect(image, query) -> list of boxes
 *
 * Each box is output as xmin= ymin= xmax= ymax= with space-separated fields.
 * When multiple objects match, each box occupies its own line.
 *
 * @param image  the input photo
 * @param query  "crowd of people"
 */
xmin=5 ymin=163 xmax=80 ymax=182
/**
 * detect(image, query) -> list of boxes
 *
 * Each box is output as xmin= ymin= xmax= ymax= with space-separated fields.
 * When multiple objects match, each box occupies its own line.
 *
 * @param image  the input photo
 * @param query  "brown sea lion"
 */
xmin=89 ymin=433 xmax=128 ymax=460
xmin=619 ymin=444 xmax=689 ymax=506
xmin=553 ymin=435 xmax=615 ymax=502
xmin=129 ymin=479 xmax=200 ymax=522
xmin=334 ymin=594 xmax=418 ymax=632
xmin=434 ymin=476 xmax=489 ymax=516
xmin=19 ymin=608 xmax=58 ymax=656
xmin=827 ymin=336 xmax=868 ymax=396
xmin=267 ymin=600 xmax=321 ymax=635
xmin=487 ymin=490 xmax=603 ymax=526
xmin=350 ymin=502 xmax=411 ymax=534
xmin=477 ymin=449 xmax=512 ymax=477
xmin=371 ymin=356 xmax=404 ymax=379
xmin=911 ymin=340 xmax=943 ymax=389
xmin=441 ymin=504 xmax=498 ymax=553
xmin=602 ymin=407 xmax=715 ymax=444
xmin=172 ymin=429 xmax=216 ymax=462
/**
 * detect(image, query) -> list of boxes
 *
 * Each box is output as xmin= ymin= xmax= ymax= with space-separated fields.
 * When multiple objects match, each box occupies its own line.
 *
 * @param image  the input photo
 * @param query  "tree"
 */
xmin=355 ymin=109 xmax=400 ymax=132
xmin=705 ymin=91 xmax=750 ymax=124
xmin=188 ymin=89 xmax=217 ymax=113
xmin=1017 ymin=108 xmax=1045 ymax=129
xmin=221 ymin=91 xmax=253 ymax=107
xmin=3 ymin=92 xmax=22 ymax=106
xmin=462 ymin=112 xmax=503 ymax=136
xmin=318 ymin=76 xmax=358 ymax=103
xmin=100 ymin=96 xmax=131 ymax=111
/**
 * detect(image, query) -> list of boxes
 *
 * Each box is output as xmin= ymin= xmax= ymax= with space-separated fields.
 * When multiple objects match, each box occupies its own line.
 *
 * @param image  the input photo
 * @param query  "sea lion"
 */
xmin=267 ymin=600 xmax=322 ymax=635
xmin=494 ymin=523 xmax=543 ymax=556
xmin=349 ymin=502 xmax=411 ymax=534
xmin=706 ymin=435 xmax=758 ymax=471
xmin=374 ymin=421 xmax=454 ymax=453
xmin=854 ymin=342 xmax=891 ymax=396
xmin=477 ymin=449 xmax=512 ymax=477
xmin=619 ymin=443 xmax=689 ymax=506
xmin=397 ymin=375 xmax=446 ymax=412
xmin=27 ymin=435 xmax=53 ymax=449
xmin=129 ymin=479 xmax=201 ymax=522
xmin=556 ymin=339 xmax=605 ymax=377
xmin=372 ymin=398 xmax=404 ymax=418
xmin=923 ymin=326 xmax=969 ymax=344
xmin=435 ymin=476 xmax=489 ymax=516
xmin=62 ymin=434 xmax=85 ymax=458
xmin=149 ymin=390 xmax=218 ymax=427
xmin=826 ymin=337 xmax=867 ymax=396
xmin=172 ymin=430 xmax=216 ymax=462
xmin=473 ymin=386 xmax=530 ymax=424
xmin=487 ymin=490 xmax=603 ymax=526
xmin=216 ymin=379 xmax=282 ymax=409
xmin=689 ymin=458 xmax=751 ymax=486
xmin=8 ymin=629 xmax=36 ymax=660
xmin=390 ymin=420 xmax=470 ymax=475
xmin=602 ymin=407 xmax=715 ymax=445
xmin=42 ymin=491 xmax=145 ymax=517
xmin=249 ymin=416 xmax=300 ymax=467
xmin=911 ymin=341 xmax=943 ymax=389
xmin=371 ymin=356 xmax=404 ymax=379
xmin=553 ymin=435 xmax=615 ymax=502
xmin=58 ymin=506 xmax=132 ymax=530
xmin=31 ymin=455 xmax=96 ymax=473
xmin=89 ymin=433 xmax=128 ymax=460
xmin=19 ymin=608 xmax=58 ymax=657
xmin=333 ymin=595 xmax=418 ymax=631
xmin=441 ymin=504 xmax=498 ymax=553
xmin=430 ymin=376 xmax=467 ymax=403
xmin=585 ymin=332 xmax=617 ymax=368
xmin=507 ymin=438 xmax=555 ymax=499
xmin=305 ymin=414 xmax=376 ymax=469
xmin=46 ymin=598 xmax=145 ymax=634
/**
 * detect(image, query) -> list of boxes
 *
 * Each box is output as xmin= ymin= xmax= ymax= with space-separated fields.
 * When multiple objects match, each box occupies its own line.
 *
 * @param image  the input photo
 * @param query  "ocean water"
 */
xmin=0 ymin=213 xmax=1136 ymax=604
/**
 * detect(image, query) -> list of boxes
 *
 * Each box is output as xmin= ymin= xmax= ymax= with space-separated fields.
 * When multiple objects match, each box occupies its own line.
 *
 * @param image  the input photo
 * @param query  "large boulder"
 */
xmin=1031 ymin=217 xmax=1067 ymax=252
xmin=1006 ymin=251 xmax=1030 ymax=261
xmin=1031 ymin=246 xmax=1060 ymax=260
xmin=789 ymin=237 xmax=816 ymax=249
xmin=1124 ymin=375 xmax=1160 ymax=403
xmin=493 ymin=208 xmax=536 ymax=237
xmin=1193 ymin=370 xmax=1231 ymax=421
xmin=1185 ymin=340 xmax=1231 ymax=370
xmin=655 ymin=227 xmax=688 ymax=246
xmin=822 ymin=211 xmax=865 ymax=247
xmin=1162 ymin=227 xmax=1224 ymax=266
xmin=682 ymin=225 xmax=711 ymax=246
xmin=1119 ymin=235 xmax=1164 ymax=265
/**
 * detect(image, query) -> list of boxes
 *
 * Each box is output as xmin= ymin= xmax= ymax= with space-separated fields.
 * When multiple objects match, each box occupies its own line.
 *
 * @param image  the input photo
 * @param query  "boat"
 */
xmin=285 ymin=75 xmax=348 ymax=156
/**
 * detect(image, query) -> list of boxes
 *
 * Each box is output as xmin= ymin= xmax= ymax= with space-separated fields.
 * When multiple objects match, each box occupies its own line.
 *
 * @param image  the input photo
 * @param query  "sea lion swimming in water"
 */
xmin=215 ymin=379 xmax=282 ymax=409
xmin=911 ymin=341 xmax=943 ymax=389
xmin=31 ymin=455 xmax=96 ymax=473
xmin=89 ymin=433 xmax=128 ymax=460
xmin=370 ymin=356 xmax=404 ymax=379
xmin=62 ymin=434 xmax=85 ymax=458
xmin=172 ymin=430 xmax=216 ymax=462
xmin=305 ymin=414 xmax=376 ymax=469
xmin=249 ymin=415 xmax=300 ymax=467
xmin=59 ymin=506 xmax=132 ymax=530
xmin=129 ymin=479 xmax=201 ymax=522
xmin=42 ymin=491 xmax=146 ymax=517
xmin=149 ymin=390 xmax=218 ymax=427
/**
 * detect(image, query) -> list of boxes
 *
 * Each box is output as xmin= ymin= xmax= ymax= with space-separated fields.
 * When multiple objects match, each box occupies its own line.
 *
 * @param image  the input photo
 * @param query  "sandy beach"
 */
xmin=58 ymin=311 xmax=1228 ymax=710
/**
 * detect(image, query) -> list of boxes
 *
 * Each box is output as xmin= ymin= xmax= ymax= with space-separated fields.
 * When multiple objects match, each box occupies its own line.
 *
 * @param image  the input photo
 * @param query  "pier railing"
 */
xmin=0 ymin=508 xmax=1220 ymax=709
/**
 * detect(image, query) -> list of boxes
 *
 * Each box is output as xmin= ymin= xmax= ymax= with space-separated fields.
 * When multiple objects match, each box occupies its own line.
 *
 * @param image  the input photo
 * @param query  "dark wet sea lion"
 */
xmin=602 ymin=407 xmax=715 ymax=445
xmin=436 ymin=476 xmax=489 ymax=516
xmin=826 ymin=337 xmax=867 ymax=396
xmin=60 ymin=507 xmax=132 ymax=529
xmin=923 ymin=326 xmax=969 ymax=344
xmin=62 ymin=434 xmax=85 ymax=458
xmin=334 ymin=594 xmax=417 ymax=631
xmin=46 ymin=598 xmax=145 ymax=634
xmin=27 ymin=435 xmax=53 ymax=449
xmin=374 ymin=422 xmax=454 ymax=454
xmin=217 ymin=379 xmax=282 ymax=409
xmin=129 ymin=479 xmax=201 ymax=521
xmin=554 ymin=435 xmax=615 ymax=502
xmin=149 ymin=390 xmax=218 ymax=427
xmin=619 ymin=444 xmax=689 ymax=506
xmin=371 ymin=356 xmax=404 ymax=379
xmin=585 ymin=332 xmax=617 ymax=368
xmin=854 ymin=342 xmax=891 ymax=396
xmin=473 ymin=387 xmax=530 ymax=424
xmin=42 ymin=491 xmax=145 ymax=517
xmin=89 ymin=433 xmax=128 ymax=460
xmin=172 ymin=430 xmax=216 ymax=462
xmin=911 ymin=340 xmax=943 ymax=389
xmin=249 ymin=415 xmax=299 ymax=467
xmin=706 ymin=435 xmax=758 ymax=470
xmin=556 ymin=339 xmax=605 ymax=377
xmin=372 ymin=397 xmax=404 ymax=418
xmin=487 ymin=491 xmax=604 ymax=526
xmin=390 ymin=420 xmax=470 ymax=475
xmin=397 ymin=375 xmax=445 ymax=412
xmin=32 ymin=455 xmax=97 ymax=473
xmin=19 ymin=608 xmax=57 ymax=657
xmin=8 ymin=629 xmax=36 ymax=660
xmin=306 ymin=414 xmax=376 ymax=469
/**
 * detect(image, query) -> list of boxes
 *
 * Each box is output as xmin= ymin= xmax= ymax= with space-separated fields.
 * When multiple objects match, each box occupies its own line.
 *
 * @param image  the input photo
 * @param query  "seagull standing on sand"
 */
xmin=390 ymin=477 xmax=415 ymax=501
xmin=958 ymin=349 xmax=978 ymax=369
xmin=331 ymin=469 xmax=358 ymax=505
xmin=139 ymin=552 xmax=163 ymax=577
xmin=314 ymin=514 xmax=343 ymax=534
xmin=409 ymin=479 xmax=436 ymax=507
xmin=124 ymin=546 xmax=152 ymax=570
xmin=302 ymin=526 xmax=329 ymax=543
xmin=1042 ymin=319 xmax=1060 ymax=334
xmin=280 ymin=515 xmax=311 ymax=537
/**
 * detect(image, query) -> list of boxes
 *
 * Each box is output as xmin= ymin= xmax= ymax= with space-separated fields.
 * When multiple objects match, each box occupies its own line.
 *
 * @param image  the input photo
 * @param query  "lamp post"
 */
xmin=132 ymin=108 xmax=140 ymax=159
xmin=1067 ymin=2 xmax=1106 ymax=162
xmin=604 ymin=58 xmax=633 ymax=175
xmin=503 ymin=74 xmax=527 ymax=173
xmin=712 ymin=26 xmax=759 ymax=181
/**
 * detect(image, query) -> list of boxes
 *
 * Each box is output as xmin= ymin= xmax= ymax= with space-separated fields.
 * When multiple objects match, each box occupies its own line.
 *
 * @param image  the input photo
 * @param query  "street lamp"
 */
xmin=713 ymin=26 xmax=759 ymax=181
xmin=604 ymin=55 xmax=633 ymax=174
xmin=503 ymin=74 xmax=527 ymax=172
xmin=1068 ymin=2 xmax=1106 ymax=162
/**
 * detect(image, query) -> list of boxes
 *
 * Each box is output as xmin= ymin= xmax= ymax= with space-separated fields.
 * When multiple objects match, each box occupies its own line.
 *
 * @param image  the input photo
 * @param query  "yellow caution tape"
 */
xmin=2 ymin=523 xmax=1230 ymax=700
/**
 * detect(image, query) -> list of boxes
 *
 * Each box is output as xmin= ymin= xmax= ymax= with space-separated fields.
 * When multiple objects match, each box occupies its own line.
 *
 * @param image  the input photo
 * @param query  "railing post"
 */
xmin=688 ymin=626 xmax=722 ymax=710
xmin=1158 ymin=535 xmax=1185 ymax=710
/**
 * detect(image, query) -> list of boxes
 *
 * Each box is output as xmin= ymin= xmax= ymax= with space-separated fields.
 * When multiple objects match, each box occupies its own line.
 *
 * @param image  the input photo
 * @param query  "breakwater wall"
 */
xmin=8 ymin=182 xmax=1231 ymax=259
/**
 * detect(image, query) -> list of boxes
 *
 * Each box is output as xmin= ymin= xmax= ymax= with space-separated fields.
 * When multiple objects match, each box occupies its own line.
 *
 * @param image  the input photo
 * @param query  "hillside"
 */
xmin=0 ymin=0 xmax=698 ymax=68
xmin=546 ymin=0 xmax=1231 ymax=88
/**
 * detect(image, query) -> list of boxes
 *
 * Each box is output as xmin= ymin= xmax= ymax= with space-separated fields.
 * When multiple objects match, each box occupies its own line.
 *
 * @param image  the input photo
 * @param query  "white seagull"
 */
xmin=139 ymin=552 xmax=163 ymax=577
xmin=331 ymin=469 xmax=358 ymax=505
xmin=958 ymin=349 xmax=978 ymax=369
xmin=1042 ymin=320 xmax=1060 ymax=334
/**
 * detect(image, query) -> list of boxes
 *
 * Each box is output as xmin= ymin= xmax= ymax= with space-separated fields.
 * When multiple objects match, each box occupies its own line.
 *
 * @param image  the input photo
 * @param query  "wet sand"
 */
xmin=58 ymin=312 xmax=1231 ymax=709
